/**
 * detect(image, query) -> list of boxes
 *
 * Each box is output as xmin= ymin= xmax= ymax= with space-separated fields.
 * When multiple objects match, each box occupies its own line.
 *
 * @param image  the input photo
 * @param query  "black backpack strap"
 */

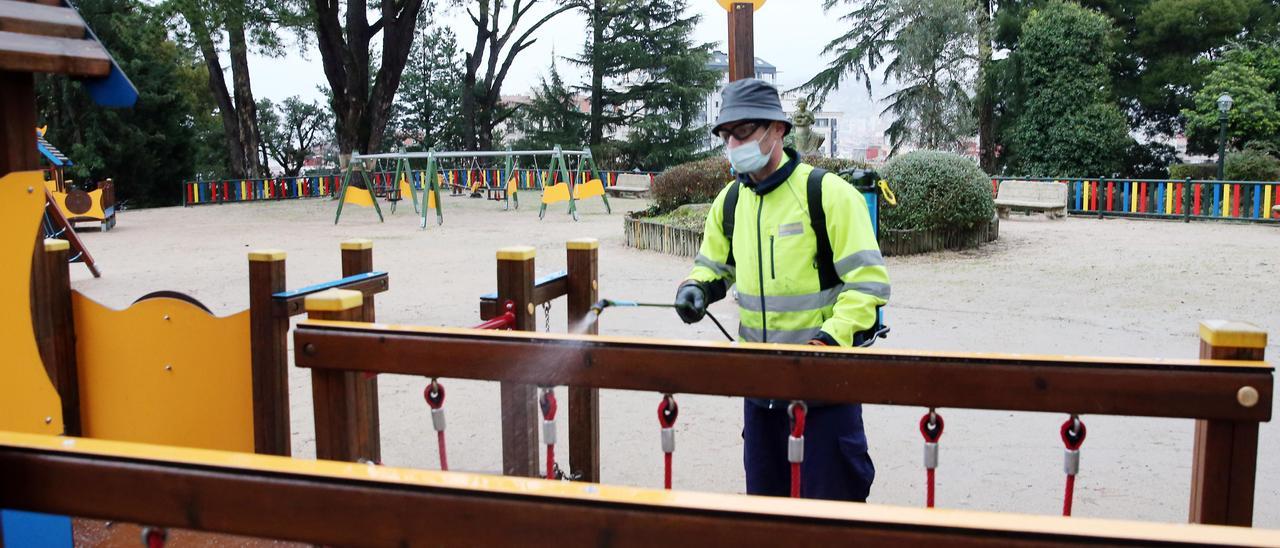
xmin=806 ymin=168 xmax=841 ymax=289
xmin=721 ymin=181 xmax=740 ymax=267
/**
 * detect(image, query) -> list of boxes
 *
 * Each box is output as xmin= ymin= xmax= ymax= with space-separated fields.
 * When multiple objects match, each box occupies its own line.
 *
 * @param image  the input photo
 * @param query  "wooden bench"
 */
xmin=994 ymin=180 xmax=1068 ymax=219
xmin=605 ymin=173 xmax=651 ymax=198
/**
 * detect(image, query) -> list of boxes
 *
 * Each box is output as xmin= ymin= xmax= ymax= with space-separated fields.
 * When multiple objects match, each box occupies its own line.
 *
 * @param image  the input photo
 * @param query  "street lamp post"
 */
xmin=1216 ymin=93 xmax=1233 ymax=181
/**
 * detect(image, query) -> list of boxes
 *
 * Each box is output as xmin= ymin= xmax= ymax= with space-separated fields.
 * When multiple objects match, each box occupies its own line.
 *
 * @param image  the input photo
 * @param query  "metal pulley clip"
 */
xmin=787 ymin=400 xmax=807 ymax=464
xmin=141 ymin=526 xmax=167 ymax=548
xmin=1060 ymin=415 xmax=1086 ymax=475
xmin=424 ymin=378 xmax=446 ymax=432
xmin=919 ymin=408 xmax=944 ymax=470
xmin=539 ymin=387 xmax=558 ymax=446
xmin=658 ymin=394 xmax=678 ymax=453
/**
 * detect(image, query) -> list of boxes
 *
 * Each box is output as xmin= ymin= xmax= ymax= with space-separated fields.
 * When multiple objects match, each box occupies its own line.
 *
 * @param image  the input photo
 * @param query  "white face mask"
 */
xmin=725 ymin=135 xmax=777 ymax=174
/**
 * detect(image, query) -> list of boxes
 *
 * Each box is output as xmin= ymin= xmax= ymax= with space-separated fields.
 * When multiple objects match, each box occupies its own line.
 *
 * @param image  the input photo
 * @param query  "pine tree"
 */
xmin=573 ymin=0 xmax=718 ymax=169
xmin=388 ymin=14 xmax=468 ymax=152
xmin=509 ymin=61 xmax=589 ymax=150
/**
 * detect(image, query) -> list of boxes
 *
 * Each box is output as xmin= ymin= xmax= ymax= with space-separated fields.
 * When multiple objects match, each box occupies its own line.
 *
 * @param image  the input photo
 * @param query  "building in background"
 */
xmin=703 ymin=52 xmax=843 ymax=158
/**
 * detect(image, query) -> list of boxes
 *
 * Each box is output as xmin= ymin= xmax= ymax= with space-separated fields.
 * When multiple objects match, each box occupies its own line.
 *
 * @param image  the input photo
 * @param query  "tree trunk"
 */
xmin=976 ymin=0 xmax=996 ymax=173
xmin=227 ymin=16 xmax=262 ymax=177
xmin=588 ymin=0 xmax=606 ymax=146
xmin=187 ymin=12 xmax=247 ymax=177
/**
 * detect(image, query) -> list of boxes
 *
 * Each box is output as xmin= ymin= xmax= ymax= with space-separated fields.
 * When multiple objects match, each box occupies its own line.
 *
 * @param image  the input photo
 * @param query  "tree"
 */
xmin=165 ymin=0 xmax=300 ymax=178
xmin=258 ymin=96 xmax=333 ymax=176
xmin=456 ymin=0 xmax=578 ymax=151
xmin=310 ymin=0 xmax=425 ymax=156
xmin=509 ymin=61 xmax=589 ymax=150
xmin=37 ymin=0 xmax=198 ymax=207
xmin=1003 ymin=1 xmax=1130 ymax=177
xmin=797 ymin=0 xmax=978 ymax=156
xmin=572 ymin=0 xmax=718 ymax=169
xmin=387 ymin=13 xmax=468 ymax=152
xmin=1181 ymin=39 xmax=1280 ymax=155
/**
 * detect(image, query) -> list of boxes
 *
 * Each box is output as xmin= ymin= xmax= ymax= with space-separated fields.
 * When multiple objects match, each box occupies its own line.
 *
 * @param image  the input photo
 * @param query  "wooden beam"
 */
xmin=0 ymin=70 xmax=38 ymax=174
xmin=496 ymin=246 xmax=538 ymax=477
xmin=727 ymin=3 xmax=755 ymax=81
xmin=340 ymin=239 xmax=380 ymax=463
xmin=31 ymin=238 xmax=79 ymax=435
xmin=248 ymin=250 xmax=289 ymax=456
xmin=274 ymin=272 xmax=388 ymax=317
xmin=294 ymin=324 xmax=1273 ymax=422
xmin=1190 ymin=320 xmax=1266 ymax=526
xmin=304 ymin=289 xmax=378 ymax=463
xmin=2 ymin=432 xmax=1279 ymax=547
xmin=0 ymin=1 xmax=86 ymax=39
xmin=0 ymin=31 xmax=109 ymax=76
xmin=566 ymin=239 xmax=600 ymax=482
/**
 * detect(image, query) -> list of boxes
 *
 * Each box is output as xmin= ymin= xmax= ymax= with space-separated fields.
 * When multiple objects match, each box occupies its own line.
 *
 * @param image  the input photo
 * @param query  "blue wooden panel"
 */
xmin=2 ymin=510 xmax=73 ymax=548
xmin=272 ymin=271 xmax=388 ymax=300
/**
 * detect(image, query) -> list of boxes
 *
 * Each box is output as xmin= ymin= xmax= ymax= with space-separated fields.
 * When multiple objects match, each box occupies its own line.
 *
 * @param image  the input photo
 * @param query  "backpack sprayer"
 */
xmin=590 ymin=299 xmax=736 ymax=342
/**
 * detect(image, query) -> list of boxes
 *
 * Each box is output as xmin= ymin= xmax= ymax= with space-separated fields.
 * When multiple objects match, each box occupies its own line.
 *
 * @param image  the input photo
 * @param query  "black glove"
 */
xmin=674 ymin=282 xmax=708 ymax=324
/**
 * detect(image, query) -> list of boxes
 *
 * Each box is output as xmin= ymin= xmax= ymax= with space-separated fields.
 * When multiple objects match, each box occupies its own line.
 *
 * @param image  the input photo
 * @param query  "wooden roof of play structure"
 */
xmin=0 ymin=0 xmax=137 ymax=106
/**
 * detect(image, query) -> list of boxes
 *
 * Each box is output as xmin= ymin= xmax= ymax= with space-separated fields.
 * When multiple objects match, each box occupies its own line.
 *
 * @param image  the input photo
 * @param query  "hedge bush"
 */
xmin=648 ymin=155 xmax=872 ymax=214
xmin=1225 ymin=147 xmax=1280 ymax=181
xmin=1168 ymin=163 xmax=1218 ymax=180
xmin=879 ymin=151 xmax=994 ymax=232
xmin=650 ymin=156 xmax=731 ymax=214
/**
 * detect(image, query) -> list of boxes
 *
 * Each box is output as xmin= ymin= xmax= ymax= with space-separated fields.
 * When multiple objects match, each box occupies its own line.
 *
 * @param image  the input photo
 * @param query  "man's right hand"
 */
xmin=674 ymin=282 xmax=708 ymax=324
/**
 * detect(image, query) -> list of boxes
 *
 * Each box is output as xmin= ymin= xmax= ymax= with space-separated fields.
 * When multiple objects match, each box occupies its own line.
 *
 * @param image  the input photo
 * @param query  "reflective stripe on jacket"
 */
xmin=687 ymin=158 xmax=889 ymax=347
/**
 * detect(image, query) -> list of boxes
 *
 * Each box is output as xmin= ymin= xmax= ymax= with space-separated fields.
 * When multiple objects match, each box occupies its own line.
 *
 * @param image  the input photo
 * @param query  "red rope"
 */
xmin=436 ymin=430 xmax=449 ymax=471
xmin=926 ymin=468 xmax=936 ymax=508
xmin=1060 ymin=415 xmax=1086 ymax=517
xmin=789 ymin=402 xmax=806 ymax=499
xmin=664 ymin=452 xmax=673 ymax=490
xmin=1063 ymin=474 xmax=1076 ymax=516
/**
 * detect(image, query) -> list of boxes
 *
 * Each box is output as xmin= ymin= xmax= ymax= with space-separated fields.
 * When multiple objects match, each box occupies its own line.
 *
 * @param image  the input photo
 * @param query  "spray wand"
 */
xmin=590 ymin=299 xmax=735 ymax=342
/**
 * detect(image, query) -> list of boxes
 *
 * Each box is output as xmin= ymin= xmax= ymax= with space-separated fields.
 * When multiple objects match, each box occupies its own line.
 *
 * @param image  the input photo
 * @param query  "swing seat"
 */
xmin=343 ymin=186 xmax=376 ymax=208
xmin=541 ymin=182 xmax=571 ymax=205
xmin=573 ymin=179 xmax=606 ymax=200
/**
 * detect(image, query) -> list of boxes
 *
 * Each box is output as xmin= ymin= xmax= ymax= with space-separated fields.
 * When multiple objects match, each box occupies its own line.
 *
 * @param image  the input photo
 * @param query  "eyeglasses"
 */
xmin=716 ymin=121 xmax=767 ymax=141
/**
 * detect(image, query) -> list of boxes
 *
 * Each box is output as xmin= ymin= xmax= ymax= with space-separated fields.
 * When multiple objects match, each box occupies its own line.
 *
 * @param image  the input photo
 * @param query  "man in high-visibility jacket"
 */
xmin=674 ymin=79 xmax=890 ymax=501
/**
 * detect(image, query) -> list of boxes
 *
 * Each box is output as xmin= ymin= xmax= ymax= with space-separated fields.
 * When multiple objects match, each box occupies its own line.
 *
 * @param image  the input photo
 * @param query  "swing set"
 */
xmin=332 ymin=146 xmax=612 ymax=227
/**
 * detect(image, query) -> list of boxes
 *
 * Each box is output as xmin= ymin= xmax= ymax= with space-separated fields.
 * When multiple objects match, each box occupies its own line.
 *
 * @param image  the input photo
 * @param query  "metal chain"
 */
xmin=543 ymin=301 xmax=552 ymax=332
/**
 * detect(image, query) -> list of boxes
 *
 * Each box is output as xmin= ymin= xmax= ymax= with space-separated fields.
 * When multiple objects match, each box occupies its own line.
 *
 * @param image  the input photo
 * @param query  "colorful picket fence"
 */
xmin=183 ymin=175 xmax=346 ymax=206
xmin=991 ymin=177 xmax=1280 ymax=222
xmin=184 ymin=170 xmax=658 ymax=206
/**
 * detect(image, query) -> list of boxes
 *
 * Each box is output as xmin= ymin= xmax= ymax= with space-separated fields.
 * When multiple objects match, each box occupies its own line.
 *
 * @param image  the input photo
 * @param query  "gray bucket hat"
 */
xmin=712 ymin=78 xmax=793 ymax=136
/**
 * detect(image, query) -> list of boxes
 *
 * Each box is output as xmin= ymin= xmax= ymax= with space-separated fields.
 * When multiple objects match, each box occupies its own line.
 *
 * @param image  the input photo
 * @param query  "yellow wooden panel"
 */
xmin=0 ymin=171 xmax=64 ymax=435
xmin=344 ymin=186 xmax=375 ymax=208
xmin=427 ymin=189 xmax=437 ymax=209
xmin=73 ymin=292 xmax=254 ymax=451
xmin=398 ymin=177 xmax=413 ymax=200
xmin=573 ymin=179 xmax=605 ymax=200
xmin=506 ymin=177 xmax=518 ymax=194
xmin=541 ymin=182 xmax=570 ymax=204
xmin=47 ymin=188 xmax=106 ymax=221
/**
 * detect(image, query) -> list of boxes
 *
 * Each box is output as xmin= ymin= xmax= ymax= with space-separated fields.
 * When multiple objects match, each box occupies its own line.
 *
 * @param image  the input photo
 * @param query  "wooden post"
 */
xmin=0 ymin=71 xmax=39 ymax=175
xmin=1189 ymin=320 xmax=1267 ymax=526
xmin=248 ymin=249 xmax=290 ymax=456
xmin=497 ymin=246 xmax=539 ymax=476
xmin=305 ymin=289 xmax=378 ymax=462
xmin=32 ymin=238 xmax=80 ymax=436
xmin=727 ymin=3 xmax=755 ymax=81
xmin=340 ymin=239 xmax=380 ymax=461
xmin=566 ymin=238 xmax=600 ymax=482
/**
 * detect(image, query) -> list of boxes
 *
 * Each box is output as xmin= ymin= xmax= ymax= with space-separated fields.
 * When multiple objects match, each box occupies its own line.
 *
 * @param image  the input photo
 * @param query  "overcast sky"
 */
xmin=248 ymin=1 xmax=894 ymax=145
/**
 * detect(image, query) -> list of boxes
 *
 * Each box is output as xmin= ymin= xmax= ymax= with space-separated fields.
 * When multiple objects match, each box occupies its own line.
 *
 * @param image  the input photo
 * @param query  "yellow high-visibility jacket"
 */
xmin=687 ymin=155 xmax=889 ymax=346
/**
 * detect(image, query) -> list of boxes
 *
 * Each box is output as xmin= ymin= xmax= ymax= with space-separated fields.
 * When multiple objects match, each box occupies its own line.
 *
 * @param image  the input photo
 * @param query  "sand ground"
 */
xmin=67 ymin=192 xmax=1280 ymax=527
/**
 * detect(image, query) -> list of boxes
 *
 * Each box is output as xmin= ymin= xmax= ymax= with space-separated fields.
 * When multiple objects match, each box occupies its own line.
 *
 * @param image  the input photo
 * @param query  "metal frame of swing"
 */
xmin=333 ymin=147 xmax=611 ymax=227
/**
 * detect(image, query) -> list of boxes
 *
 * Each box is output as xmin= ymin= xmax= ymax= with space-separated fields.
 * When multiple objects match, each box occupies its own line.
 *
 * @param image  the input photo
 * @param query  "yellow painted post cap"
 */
xmin=248 ymin=249 xmax=287 ymax=262
xmin=717 ymin=0 xmax=765 ymax=11
xmin=43 ymin=238 xmax=69 ymax=252
xmin=566 ymin=238 xmax=599 ymax=250
xmin=340 ymin=239 xmax=373 ymax=251
xmin=1199 ymin=320 xmax=1267 ymax=349
xmin=497 ymin=246 xmax=536 ymax=261
xmin=305 ymin=289 xmax=363 ymax=312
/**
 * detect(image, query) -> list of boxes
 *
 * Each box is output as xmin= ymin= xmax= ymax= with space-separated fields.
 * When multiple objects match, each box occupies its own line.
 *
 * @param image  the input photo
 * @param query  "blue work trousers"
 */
xmin=743 ymin=401 xmax=875 ymax=501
